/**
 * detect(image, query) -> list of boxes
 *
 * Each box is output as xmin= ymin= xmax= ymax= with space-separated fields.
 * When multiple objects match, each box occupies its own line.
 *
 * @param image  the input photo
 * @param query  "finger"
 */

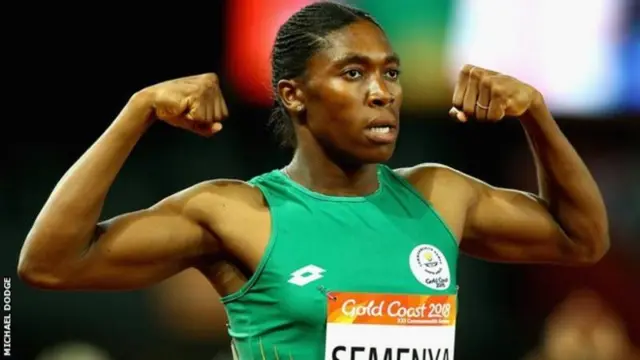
xmin=476 ymin=76 xmax=492 ymax=121
xmin=487 ymin=91 xmax=506 ymax=121
xmin=186 ymin=100 xmax=207 ymax=122
xmin=471 ymin=66 xmax=500 ymax=77
xmin=452 ymin=64 xmax=473 ymax=109
xmin=202 ymin=101 xmax=211 ymax=123
xmin=462 ymin=67 xmax=481 ymax=116
xmin=204 ymin=87 xmax=226 ymax=122
xmin=203 ymin=122 xmax=223 ymax=137
xmin=200 ymin=88 xmax=214 ymax=122
xmin=204 ymin=96 xmax=216 ymax=122
xmin=192 ymin=120 xmax=223 ymax=137
xmin=449 ymin=107 xmax=468 ymax=122
xmin=213 ymin=95 xmax=223 ymax=122
xmin=219 ymin=94 xmax=229 ymax=118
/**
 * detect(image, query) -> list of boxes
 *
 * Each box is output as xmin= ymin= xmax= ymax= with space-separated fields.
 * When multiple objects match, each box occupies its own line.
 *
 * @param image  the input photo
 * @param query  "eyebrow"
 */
xmin=332 ymin=52 xmax=401 ymax=67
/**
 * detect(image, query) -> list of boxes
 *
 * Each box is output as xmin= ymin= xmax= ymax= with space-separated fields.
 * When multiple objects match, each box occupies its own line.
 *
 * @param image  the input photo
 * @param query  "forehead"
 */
xmin=311 ymin=20 xmax=395 ymax=67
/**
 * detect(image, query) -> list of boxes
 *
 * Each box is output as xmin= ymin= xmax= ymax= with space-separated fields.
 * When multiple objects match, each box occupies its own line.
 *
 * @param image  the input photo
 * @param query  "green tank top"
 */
xmin=221 ymin=164 xmax=458 ymax=359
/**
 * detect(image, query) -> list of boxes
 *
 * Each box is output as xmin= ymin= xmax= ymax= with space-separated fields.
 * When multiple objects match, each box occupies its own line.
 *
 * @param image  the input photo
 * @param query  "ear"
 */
xmin=276 ymin=79 xmax=306 ymax=117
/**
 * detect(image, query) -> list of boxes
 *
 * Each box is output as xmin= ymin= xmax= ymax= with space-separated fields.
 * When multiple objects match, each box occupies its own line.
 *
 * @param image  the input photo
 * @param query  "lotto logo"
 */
xmin=288 ymin=265 xmax=326 ymax=286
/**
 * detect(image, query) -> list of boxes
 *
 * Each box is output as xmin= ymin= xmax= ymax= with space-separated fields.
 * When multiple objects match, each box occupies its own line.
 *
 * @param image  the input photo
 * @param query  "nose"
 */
xmin=366 ymin=78 xmax=395 ymax=108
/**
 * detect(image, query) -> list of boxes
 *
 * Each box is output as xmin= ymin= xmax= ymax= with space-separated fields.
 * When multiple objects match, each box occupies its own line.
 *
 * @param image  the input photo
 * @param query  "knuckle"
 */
xmin=200 ymin=73 xmax=219 ymax=86
xmin=491 ymin=84 xmax=507 ymax=98
xmin=480 ymin=76 xmax=493 ymax=89
xmin=469 ymin=69 xmax=480 ymax=80
xmin=460 ymin=64 xmax=474 ymax=76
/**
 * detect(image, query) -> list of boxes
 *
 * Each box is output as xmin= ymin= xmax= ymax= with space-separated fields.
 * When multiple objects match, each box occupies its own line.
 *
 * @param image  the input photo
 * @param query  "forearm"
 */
xmin=520 ymin=95 xmax=609 ymax=256
xmin=19 ymin=92 xmax=155 ymax=272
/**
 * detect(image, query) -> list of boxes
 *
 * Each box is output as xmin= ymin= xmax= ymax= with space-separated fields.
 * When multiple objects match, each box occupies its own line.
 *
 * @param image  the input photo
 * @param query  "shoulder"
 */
xmin=393 ymin=163 xmax=485 ymax=242
xmin=153 ymin=179 xmax=267 ymax=222
xmin=394 ymin=163 xmax=478 ymax=193
xmin=392 ymin=163 xmax=483 ymax=207
xmin=394 ymin=162 xmax=460 ymax=179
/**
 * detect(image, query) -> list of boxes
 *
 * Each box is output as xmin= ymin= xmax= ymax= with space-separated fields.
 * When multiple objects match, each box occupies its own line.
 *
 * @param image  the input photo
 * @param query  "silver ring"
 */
xmin=476 ymin=102 xmax=489 ymax=110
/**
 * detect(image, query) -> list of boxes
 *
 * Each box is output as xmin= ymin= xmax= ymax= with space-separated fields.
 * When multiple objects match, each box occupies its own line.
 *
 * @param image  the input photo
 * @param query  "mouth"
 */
xmin=364 ymin=118 xmax=398 ymax=144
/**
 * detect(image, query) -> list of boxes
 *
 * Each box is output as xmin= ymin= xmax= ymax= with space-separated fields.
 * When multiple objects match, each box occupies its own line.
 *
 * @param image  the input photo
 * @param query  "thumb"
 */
xmin=449 ymin=107 xmax=467 ymax=122
xmin=191 ymin=121 xmax=223 ymax=138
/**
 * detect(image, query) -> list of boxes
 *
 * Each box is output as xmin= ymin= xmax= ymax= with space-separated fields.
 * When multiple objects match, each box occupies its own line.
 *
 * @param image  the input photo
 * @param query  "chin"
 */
xmin=356 ymin=143 xmax=396 ymax=164
xmin=327 ymin=139 xmax=396 ymax=166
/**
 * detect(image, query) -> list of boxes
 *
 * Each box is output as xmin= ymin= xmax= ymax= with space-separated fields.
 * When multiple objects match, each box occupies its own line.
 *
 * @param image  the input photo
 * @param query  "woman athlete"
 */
xmin=19 ymin=2 xmax=609 ymax=359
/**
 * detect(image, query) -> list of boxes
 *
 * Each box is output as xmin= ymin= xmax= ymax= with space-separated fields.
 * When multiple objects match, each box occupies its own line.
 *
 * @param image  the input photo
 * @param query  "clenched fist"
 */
xmin=449 ymin=64 xmax=543 ymax=123
xmin=141 ymin=73 xmax=229 ymax=137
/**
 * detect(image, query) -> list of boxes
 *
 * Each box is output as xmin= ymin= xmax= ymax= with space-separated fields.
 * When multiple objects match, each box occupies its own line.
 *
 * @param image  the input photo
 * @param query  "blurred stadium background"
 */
xmin=2 ymin=0 xmax=638 ymax=359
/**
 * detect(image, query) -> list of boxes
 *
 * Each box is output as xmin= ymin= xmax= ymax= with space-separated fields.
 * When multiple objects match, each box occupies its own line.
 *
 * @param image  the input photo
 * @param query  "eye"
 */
xmin=385 ymin=69 xmax=401 ymax=80
xmin=343 ymin=69 xmax=363 ymax=80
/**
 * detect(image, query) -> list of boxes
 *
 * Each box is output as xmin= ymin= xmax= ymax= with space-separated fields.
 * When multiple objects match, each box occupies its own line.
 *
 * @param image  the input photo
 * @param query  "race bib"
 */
xmin=325 ymin=292 xmax=456 ymax=360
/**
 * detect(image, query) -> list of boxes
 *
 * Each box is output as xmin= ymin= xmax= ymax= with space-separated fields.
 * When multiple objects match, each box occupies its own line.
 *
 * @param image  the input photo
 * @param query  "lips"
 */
xmin=366 ymin=117 xmax=398 ymax=130
xmin=364 ymin=116 xmax=398 ymax=144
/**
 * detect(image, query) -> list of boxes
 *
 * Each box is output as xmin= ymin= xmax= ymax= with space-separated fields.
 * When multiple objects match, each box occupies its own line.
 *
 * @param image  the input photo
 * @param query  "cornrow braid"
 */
xmin=268 ymin=1 xmax=382 ymax=148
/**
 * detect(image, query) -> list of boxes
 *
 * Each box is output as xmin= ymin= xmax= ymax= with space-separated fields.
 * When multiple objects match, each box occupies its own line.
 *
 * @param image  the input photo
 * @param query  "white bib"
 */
xmin=325 ymin=292 xmax=456 ymax=360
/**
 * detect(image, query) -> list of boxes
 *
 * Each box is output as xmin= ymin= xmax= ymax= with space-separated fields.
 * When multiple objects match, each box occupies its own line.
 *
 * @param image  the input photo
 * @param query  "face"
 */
xmin=296 ymin=20 xmax=403 ymax=164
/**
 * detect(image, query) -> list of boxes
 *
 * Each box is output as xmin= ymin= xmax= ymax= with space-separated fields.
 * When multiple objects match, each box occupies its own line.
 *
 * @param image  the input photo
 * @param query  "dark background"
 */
xmin=2 ymin=1 xmax=639 ymax=359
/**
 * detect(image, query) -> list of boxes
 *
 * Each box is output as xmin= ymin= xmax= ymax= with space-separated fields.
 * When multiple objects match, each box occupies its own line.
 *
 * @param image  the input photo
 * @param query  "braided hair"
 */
xmin=269 ymin=1 xmax=382 ymax=148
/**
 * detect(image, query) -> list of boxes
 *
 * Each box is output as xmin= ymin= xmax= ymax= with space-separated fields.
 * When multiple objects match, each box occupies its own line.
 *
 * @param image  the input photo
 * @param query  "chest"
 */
xmin=255 ymin=203 xmax=458 ymax=328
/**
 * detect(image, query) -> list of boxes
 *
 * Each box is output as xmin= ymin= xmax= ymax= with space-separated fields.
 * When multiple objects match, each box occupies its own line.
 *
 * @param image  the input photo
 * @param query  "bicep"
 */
xmin=461 ymin=185 xmax=578 ymax=264
xmin=65 ymin=204 xmax=218 ymax=290
xmin=403 ymin=164 xmax=588 ymax=265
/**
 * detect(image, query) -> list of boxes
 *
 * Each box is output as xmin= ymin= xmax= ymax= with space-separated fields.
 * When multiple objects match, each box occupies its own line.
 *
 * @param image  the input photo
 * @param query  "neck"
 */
xmin=286 ymin=147 xmax=380 ymax=197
